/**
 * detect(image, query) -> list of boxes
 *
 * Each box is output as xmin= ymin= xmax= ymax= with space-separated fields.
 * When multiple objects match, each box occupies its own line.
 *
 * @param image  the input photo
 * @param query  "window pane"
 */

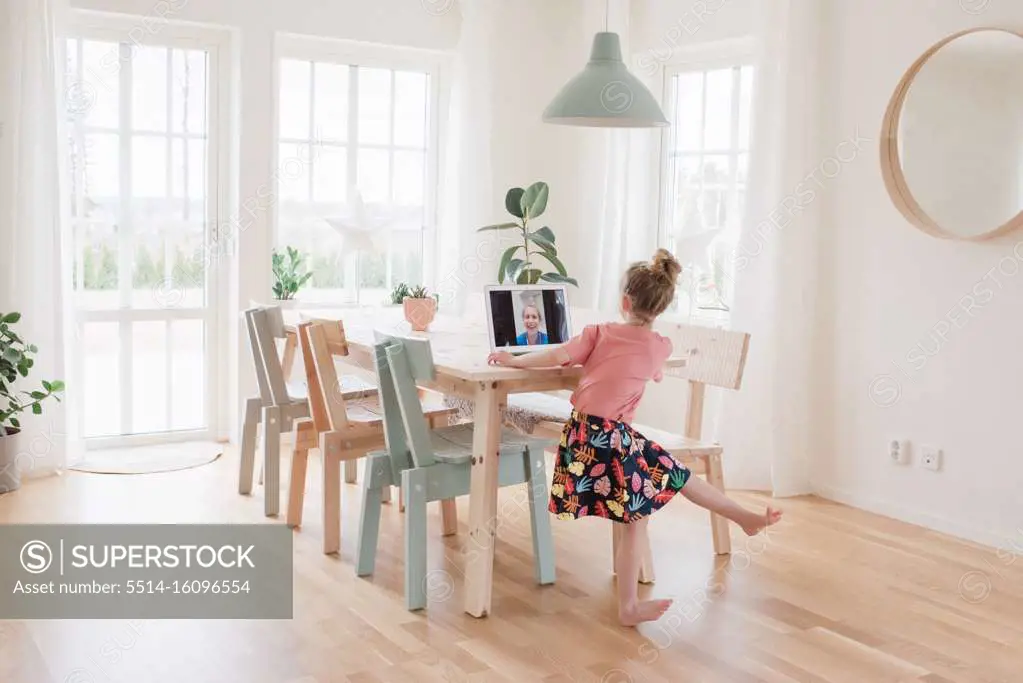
xmin=314 ymin=62 xmax=349 ymax=143
xmin=132 ymin=136 xmax=167 ymax=198
xmin=82 ymin=40 xmax=120 ymax=129
xmin=171 ymin=320 xmax=206 ymax=431
xmin=392 ymin=150 xmax=424 ymax=207
xmin=172 ymin=49 xmax=208 ymax=135
xmin=132 ymin=46 xmax=167 ymax=132
xmin=82 ymin=322 xmax=121 ymax=438
xmin=737 ymin=153 xmax=748 ymax=185
xmin=358 ymin=67 xmax=392 ymax=144
xmin=278 ymin=143 xmax=311 ymax=202
xmin=359 ymin=250 xmax=387 ymax=289
xmin=739 ymin=66 xmax=754 ymax=150
xmin=391 ymin=233 xmax=423 ymax=287
xmin=704 ymin=68 xmax=733 ymax=149
xmin=188 ymin=138 xmax=207 ymax=201
xmin=77 ymin=224 xmax=121 ymax=306
xmin=674 ymin=72 xmax=703 ymax=151
xmin=357 ymin=149 xmax=390 ymax=203
xmin=701 ymin=155 xmax=731 ymax=185
xmin=313 ymin=146 xmax=348 ymax=203
xmin=132 ymin=321 xmax=168 ymax=434
xmin=393 ymin=71 xmax=428 ymax=147
xmin=279 ymin=59 xmax=311 ymax=139
xmin=84 ymin=133 xmax=120 ymax=201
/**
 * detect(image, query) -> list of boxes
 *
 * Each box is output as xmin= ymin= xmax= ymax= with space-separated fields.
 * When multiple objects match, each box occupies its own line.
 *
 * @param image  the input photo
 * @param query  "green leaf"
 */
xmin=9 ymin=417 xmax=19 ymax=429
xmin=504 ymin=259 xmax=525 ymax=284
xmin=27 ymin=345 xmax=38 ymax=353
xmin=527 ymin=231 xmax=555 ymax=250
xmin=520 ymin=182 xmax=549 ymax=220
xmin=1 ymin=313 xmax=21 ymax=324
xmin=477 ymin=222 xmax=520 ymax=232
xmin=50 ymin=380 xmax=65 ymax=392
xmin=32 ymin=403 xmax=42 ymax=415
xmin=537 ymin=250 xmax=568 ymax=276
xmin=540 ymin=273 xmax=579 ymax=287
xmin=497 ymin=246 xmax=521 ymax=285
xmin=505 ymin=188 xmax=525 ymax=219
xmin=516 ymin=269 xmax=531 ymax=284
xmin=535 ymin=226 xmax=556 ymax=244
xmin=528 ymin=269 xmax=542 ymax=284
xmin=42 ymin=381 xmax=51 ymax=392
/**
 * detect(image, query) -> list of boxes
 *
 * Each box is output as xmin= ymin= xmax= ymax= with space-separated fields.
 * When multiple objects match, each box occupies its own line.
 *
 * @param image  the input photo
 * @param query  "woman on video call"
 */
xmin=516 ymin=303 xmax=548 ymax=345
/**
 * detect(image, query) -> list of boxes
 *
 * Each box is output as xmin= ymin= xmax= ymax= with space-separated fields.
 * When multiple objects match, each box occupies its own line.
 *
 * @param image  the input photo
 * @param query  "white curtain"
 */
xmin=0 ymin=0 xmax=80 ymax=476
xmin=716 ymin=0 xmax=824 ymax=496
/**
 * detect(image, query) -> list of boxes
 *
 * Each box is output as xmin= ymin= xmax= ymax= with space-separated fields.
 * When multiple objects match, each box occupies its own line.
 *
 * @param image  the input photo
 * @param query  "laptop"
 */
xmin=484 ymin=284 xmax=573 ymax=355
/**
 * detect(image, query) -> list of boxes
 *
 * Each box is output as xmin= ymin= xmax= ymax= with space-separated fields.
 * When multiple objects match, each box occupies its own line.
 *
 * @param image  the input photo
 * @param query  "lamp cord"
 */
xmin=604 ymin=0 xmax=609 ymax=31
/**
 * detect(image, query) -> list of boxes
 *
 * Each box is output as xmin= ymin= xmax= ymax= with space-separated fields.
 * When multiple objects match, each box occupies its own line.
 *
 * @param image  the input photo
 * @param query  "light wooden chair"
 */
xmin=238 ymin=305 xmax=317 ymax=517
xmin=355 ymin=333 xmax=556 ymax=611
xmin=294 ymin=319 xmax=457 ymax=554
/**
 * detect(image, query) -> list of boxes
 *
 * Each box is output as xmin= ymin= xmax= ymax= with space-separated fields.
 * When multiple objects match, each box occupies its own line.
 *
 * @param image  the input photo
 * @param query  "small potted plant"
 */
xmin=1 ymin=312 xmax=64 ymax=494
xmin=271 ymin=246 xmax=313 ymax=307
xmin=403 ymin=285 xmax=438 ymax=332
xmin=388 ymin=282 xmax=412 ymax=306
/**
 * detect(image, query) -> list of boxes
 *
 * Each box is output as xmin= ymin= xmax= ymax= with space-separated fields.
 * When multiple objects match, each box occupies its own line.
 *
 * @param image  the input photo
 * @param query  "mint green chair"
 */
xmin=355 ymin=333 xmax=556 ymax=611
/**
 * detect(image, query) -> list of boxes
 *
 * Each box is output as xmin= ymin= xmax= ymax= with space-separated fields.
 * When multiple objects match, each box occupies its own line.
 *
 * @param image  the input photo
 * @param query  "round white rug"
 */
xmin=70 ymin=442 xmax=222 ymax=475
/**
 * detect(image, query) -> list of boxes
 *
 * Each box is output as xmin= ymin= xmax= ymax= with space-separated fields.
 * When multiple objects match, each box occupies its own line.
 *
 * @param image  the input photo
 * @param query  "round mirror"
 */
xmin=881 ymin=29 xmax=1023 ymax=241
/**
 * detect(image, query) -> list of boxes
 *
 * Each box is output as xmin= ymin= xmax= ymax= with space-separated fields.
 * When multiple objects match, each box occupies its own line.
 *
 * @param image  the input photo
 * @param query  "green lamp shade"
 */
xmin=543 ymin=32 xmax=669 ymax=128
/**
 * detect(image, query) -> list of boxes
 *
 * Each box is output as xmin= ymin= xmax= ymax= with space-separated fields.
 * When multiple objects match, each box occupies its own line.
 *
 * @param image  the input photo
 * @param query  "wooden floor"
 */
xmin=0 ymin=447 xmax=1019 ymax=683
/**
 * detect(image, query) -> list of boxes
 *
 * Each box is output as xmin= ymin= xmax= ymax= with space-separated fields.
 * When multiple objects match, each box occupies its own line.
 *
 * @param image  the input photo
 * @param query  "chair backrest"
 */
xmin=300 ymin=319 xmax=351 ymax=433
xmin=654 ymin=322 xmax=750 ymax=390
xmin=373 ymin=333 xmax=437 ymax=470
xmin=244 ymin=306 xmax=291 ymax=407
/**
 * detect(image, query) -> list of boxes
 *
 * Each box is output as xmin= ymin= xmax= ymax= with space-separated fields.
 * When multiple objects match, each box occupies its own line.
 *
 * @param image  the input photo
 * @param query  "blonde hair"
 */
xmin=622 ymin=248 xmax=682 ymax=323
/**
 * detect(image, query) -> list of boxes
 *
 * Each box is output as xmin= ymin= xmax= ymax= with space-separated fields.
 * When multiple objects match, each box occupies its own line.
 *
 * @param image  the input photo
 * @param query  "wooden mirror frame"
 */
xmin=880 ymin=27 xmax=1023 ymax=242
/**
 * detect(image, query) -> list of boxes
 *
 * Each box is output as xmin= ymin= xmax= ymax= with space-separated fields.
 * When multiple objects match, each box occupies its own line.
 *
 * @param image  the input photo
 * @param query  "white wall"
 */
xmin=816 ymin=0 xmax=1023 ymax=546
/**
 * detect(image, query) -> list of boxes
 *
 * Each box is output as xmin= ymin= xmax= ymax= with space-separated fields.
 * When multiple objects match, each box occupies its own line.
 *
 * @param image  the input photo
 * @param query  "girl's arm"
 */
xmin=487 ymin=346 xmax=571 ymax=369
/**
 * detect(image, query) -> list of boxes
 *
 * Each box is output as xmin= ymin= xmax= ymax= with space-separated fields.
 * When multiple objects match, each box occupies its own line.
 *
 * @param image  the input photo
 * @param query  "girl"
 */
xmin=488 ymin=249 xmax=782 ymax=626
xmin=515 ymin=303 xmax=549 ymax=346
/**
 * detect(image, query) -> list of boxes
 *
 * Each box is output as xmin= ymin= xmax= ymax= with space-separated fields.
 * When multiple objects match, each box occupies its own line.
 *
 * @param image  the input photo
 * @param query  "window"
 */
xmin=659 ymin=59 xmax=754 ymax=322
xmin=65 ymin=17 xmax=228 ymax=445
xmin=276 ymin=41 xmax=441 ymax=305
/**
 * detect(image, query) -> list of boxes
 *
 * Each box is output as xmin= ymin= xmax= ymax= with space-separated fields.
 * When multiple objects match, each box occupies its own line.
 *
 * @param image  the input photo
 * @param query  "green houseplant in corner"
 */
xmin=271 ymin=246 xmax=314 ymax=306
xmin=478 ymin=181 xmax=578 ymax=286
xmin=1 ymin=312 xmax=65 ymax=493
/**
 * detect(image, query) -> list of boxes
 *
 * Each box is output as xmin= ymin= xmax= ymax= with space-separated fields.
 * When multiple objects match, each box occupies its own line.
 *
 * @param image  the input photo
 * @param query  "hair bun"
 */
xmin=651 ymin=248 xmax=682 ymax=284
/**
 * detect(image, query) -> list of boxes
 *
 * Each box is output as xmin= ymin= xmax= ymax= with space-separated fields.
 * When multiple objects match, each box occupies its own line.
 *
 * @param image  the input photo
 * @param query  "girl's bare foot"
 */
xmin=618 ymin=599 xmax=673 ymax=627
xmin=740 ymin=506 xmax=783 ymax=536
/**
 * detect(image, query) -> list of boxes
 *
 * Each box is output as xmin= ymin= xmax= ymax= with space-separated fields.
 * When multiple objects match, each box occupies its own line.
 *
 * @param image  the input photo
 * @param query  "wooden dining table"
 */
xmin=281 ymin=305 xmax=685 ymax=618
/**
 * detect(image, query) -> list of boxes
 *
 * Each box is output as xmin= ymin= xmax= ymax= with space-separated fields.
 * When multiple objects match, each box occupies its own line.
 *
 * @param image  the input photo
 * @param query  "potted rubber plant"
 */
xmin=1 ymin=312 xmax=64 ymax=493
xmin=403 ymin=285 xmax=438 ymax=332
xmin=478 ymin=181 xmax=578 ymax=286
xmin=271 ymin=246 xmax=313 ymax=307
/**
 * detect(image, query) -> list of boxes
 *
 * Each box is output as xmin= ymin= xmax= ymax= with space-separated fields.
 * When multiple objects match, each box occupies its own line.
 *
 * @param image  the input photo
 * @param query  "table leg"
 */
xmin=465 ymin=382 xmax=501 ymax=618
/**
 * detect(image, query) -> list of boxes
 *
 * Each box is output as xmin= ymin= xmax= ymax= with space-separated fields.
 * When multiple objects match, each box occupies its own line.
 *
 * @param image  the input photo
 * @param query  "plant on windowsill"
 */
xmin=388 ymin=282 xmax=412 ymax=306
xmin=402 ymin=285 xmax=439 ymax=332
xmin=477 ymin=181 xmax=578 ymax=286
xmin=1 ymin=312 xmax=65 ymax=494
xmin=271 ymin=246 xmax=313 ymax=308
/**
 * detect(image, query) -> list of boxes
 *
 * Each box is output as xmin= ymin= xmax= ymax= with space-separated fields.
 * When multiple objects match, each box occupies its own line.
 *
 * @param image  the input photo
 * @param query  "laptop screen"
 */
xmin=485 ymin=285 xmax=572 ymax=351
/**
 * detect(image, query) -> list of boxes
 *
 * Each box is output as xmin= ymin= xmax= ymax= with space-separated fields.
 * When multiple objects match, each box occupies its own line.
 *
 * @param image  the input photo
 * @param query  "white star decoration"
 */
xmin=322 ymin=187 xmax=424 ymax=253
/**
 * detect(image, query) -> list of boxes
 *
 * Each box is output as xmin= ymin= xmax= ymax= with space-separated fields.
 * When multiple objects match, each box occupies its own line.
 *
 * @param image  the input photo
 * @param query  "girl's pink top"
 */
xmin=561 ymin=322 xmax=672 ymax=424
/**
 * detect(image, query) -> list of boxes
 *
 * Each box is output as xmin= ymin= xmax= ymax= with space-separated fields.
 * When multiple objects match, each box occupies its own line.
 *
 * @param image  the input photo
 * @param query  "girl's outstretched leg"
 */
xmin=616 ymin=518 xmax=672 ymax=626
xmin=680 ymin=475 xmax=782 ymax=535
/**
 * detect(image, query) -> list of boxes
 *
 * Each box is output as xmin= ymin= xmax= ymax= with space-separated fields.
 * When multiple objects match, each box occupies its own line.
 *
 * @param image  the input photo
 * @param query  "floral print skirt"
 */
xmin=548 ymin=410 xmax=691 ymax=524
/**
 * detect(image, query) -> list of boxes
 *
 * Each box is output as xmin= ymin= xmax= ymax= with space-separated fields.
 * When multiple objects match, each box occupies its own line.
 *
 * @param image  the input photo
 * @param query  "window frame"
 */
xmin=273 ymin=33 xmax=449 ymax=306
xmin=653 ymin=39 xmax=756 ymax=324
xmin=65 ymin=10 xmax=234 ymax=447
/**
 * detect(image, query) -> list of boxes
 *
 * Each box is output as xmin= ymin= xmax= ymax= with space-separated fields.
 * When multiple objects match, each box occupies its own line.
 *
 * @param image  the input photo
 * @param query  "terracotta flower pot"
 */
xmin=0 ymin=429 xmax=22 ymax=494
xmin=403 ymin=297 xmax=437 ymax=332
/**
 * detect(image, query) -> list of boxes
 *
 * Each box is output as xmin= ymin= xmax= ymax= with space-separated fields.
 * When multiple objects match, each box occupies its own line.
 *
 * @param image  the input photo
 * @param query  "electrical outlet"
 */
xmin=888 ymin=439 xmax=909 ymax=465
xmin=921 ymin=445 xmax=942 ymax=471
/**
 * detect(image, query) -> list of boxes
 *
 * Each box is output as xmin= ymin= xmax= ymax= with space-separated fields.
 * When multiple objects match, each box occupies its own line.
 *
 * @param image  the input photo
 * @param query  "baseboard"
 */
xmin=814 ymin=483 xmax=1015 ymax=550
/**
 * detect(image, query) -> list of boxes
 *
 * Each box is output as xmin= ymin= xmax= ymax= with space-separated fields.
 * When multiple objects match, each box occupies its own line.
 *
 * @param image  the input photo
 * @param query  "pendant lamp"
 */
xmin=542 ymin=31 xmax=668 ymax=128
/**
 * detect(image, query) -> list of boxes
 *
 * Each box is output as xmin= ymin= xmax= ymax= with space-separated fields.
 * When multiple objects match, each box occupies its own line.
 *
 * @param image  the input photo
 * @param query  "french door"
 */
xmin=65 ymin=17 xmax=229 ymax=448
